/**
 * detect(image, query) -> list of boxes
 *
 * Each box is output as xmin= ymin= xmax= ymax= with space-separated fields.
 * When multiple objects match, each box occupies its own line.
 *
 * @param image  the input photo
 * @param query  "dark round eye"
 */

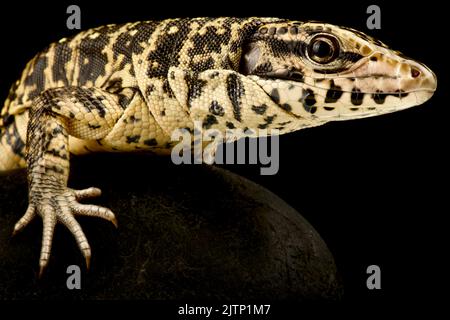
xmin=307 ymin=35 xmax=339 ymax=64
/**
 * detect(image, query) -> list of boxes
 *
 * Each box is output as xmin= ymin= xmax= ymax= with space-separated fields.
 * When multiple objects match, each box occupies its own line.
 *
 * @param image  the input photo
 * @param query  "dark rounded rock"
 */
xmin=0 ymin=154 xmax=342 ymax=300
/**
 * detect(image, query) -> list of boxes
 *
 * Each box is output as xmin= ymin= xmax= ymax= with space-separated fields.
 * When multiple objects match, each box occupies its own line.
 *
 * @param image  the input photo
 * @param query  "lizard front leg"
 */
xmin=14 ymin=86 xmax=124 ymax=276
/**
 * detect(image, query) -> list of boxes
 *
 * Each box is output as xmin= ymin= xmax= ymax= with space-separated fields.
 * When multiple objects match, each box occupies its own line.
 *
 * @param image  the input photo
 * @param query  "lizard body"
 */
xmin=0 ymin=17 xmax=437 ymax=275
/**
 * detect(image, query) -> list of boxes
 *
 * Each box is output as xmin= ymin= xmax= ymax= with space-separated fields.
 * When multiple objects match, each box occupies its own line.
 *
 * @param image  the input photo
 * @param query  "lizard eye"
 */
xmin=307 ymin=35 xmax=339 ymax=64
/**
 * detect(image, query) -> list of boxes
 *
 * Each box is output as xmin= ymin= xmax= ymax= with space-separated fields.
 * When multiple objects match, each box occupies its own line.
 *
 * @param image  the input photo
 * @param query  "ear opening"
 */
xmin=239 ymin=41 xmax=261 ymax=75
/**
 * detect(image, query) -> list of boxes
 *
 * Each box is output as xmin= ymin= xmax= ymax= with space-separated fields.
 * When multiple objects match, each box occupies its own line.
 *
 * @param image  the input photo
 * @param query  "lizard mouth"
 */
xmin=248 ymin=73 xmax=437 ymax=121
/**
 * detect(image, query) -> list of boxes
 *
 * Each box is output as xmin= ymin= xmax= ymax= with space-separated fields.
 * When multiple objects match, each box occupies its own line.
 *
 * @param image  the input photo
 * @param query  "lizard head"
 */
xmin=241 ymin=21 xmax=437 ymax=121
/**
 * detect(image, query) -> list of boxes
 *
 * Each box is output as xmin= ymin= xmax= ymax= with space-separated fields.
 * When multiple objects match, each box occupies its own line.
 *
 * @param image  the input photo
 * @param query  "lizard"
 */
xmin=0 ymin=17 xmax=437 ymax=276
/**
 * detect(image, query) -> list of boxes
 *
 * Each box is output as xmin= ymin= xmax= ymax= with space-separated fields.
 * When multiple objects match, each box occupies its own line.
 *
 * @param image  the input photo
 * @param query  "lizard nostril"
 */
xmin=411 ymin=68 xmax=421 ymax=78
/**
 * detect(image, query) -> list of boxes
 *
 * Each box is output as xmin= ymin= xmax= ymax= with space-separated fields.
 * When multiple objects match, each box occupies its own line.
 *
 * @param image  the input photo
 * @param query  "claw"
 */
xmin=39 ymin=265 xmax=45 ymax=279
xmin=111 ymin=216 xmax=118 ymax=228
xmin=85 ymin=254 xmax=91 ymax=270
xmin=72 ymin=203 xmax=118 ymax=227
xmin=39 ymin=256 xmax=50 ymax=279
xmin=12 ymin=206 xmax=36 ymax=236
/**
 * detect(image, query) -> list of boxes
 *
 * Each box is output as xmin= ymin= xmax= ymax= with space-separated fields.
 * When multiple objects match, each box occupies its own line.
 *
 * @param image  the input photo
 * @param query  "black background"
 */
xmin=0 ymin=0 xmax=447 ymax=314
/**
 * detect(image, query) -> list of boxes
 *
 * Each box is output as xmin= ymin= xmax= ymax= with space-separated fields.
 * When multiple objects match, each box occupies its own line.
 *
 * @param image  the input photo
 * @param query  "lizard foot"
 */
xmin=12 ymin=186 xmax=117 ymax=277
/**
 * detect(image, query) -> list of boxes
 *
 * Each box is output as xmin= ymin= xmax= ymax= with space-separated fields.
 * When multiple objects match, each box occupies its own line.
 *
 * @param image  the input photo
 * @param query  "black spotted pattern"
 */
xmin=25 ymin=53 xmax=48 ymax=100
xmin=146 ymin=19 xmax=191 ymax=78
xmin=372 ymin=90 xmax=409 ymax=104
xmin=226 ymin=73 xmax=245 ymax=122
xmin=4 ymin=119 xmax=25 ymax=158
xmin=144 ymin=138 xmax=158 ymax=146
xmin=185 ymin=72 xmax=207 ymax=108
xmin=324 ymin=80 xmax=343 ymax=103
xmin=280 ymin=103 xmax=292 ymax=112
xmin=270 ymin=88 xmax=280 ymax=104
xmin=258 ymin=115 xmax=277 ymax=129
xmin=126 ymin=135 xmax=140 ymax=143
xmin=351 ymin=88 xmax=364 ymax=106
xmin=209 ymin=101 xmax=225 ymax=116
xmin=52 ymin=41 xmax=73 ymax=86
xmin=251 ymin=104 xmax=268 ymax=115
xmin=78 ymin=27 xmax=110 ymax=85
xmin=300 ymin=89 xmax=317 ymax=114
xmin=226 ymin=121 xmax=235 ymax=129
xmin=203 ymin=114 xmax=218 ymax=129
xmin=372 ymin=90 xmax=387 ymax=104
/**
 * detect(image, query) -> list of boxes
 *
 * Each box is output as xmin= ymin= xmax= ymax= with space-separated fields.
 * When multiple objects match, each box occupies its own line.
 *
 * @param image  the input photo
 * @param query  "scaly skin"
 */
xmin=0 ymin=17 xmax=437 ymax=275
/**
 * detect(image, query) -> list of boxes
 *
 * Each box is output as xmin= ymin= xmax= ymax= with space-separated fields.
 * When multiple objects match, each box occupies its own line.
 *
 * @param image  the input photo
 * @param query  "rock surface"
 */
xmin=0 ymin=154 xmax=342 ymax=300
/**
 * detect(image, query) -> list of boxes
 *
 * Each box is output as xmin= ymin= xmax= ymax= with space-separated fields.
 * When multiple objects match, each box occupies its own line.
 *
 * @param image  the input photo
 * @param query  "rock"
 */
xmin=0 ymin=154 xmax=342 ymax=300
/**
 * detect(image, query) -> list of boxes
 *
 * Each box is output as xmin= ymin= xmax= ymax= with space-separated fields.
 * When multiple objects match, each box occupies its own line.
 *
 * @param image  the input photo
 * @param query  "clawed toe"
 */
xmin=72 ymin=203 xmax=118 ymax=228
xmin=72 ymin=187 xmax=102 ymax=200
xmin=14 ymin=186 xmax=116 ymax=277
xmin=12 ymin=205 xmax=36 ymax=236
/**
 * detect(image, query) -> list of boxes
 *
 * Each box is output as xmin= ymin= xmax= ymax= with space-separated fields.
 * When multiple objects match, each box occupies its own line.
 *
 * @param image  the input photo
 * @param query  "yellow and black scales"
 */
xmin=0 ymin=18 xmax=437 ymax=275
